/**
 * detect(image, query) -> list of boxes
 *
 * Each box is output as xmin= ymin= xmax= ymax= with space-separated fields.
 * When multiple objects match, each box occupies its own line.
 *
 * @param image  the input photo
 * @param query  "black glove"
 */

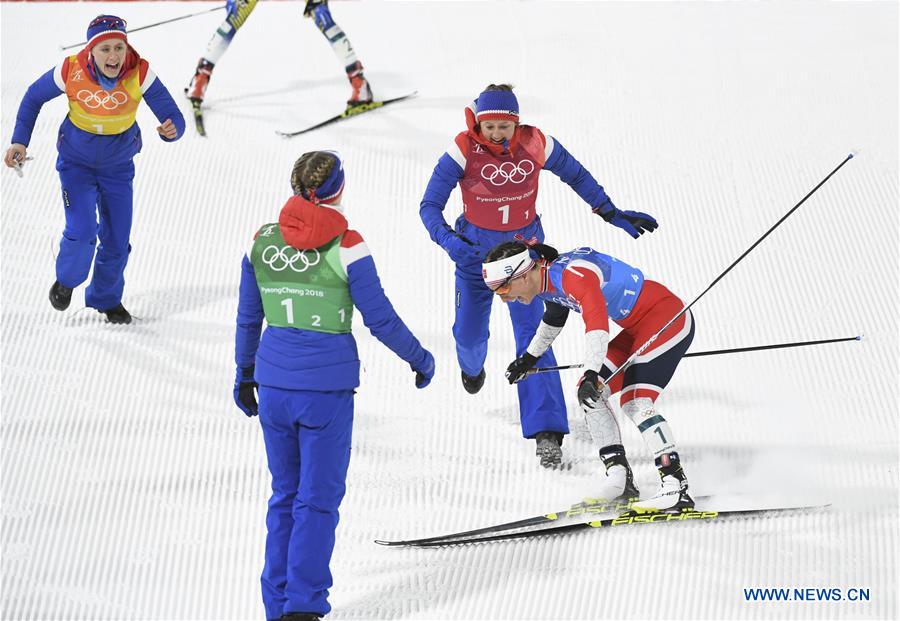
xmin=411 ymin=350 xmax=435 ymax=389
xmin=594 ymin=201 xmax=658 ymax=238
xmin=505 ymin=352 xmax=539 ymax=384
xmin=577 ymin=370 xmax=603 ymax=408
xmin=438 ymin=225 xmax=482 ymax=264
xmin=233 ymin=366 xmax=258 ymax=417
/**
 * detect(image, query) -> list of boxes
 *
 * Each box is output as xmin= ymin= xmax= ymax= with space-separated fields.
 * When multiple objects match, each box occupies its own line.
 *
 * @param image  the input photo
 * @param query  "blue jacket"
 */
xmin=235 ymin=202 xmax=430 ymax=392
xmin=11 ymin=63 xmax=184 ymax=167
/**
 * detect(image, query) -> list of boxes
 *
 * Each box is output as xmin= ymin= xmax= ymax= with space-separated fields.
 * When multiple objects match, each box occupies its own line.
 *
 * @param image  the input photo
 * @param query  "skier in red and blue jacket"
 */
xmin=4 ymin=15 xmax=185 ymax=324
xmin=483 ymin=240 xmax=696 ymax=514
xmin=419 ymin=83 xmax=657 ymax=468
xmin=234 ymin=151 xmax=434 ymax=620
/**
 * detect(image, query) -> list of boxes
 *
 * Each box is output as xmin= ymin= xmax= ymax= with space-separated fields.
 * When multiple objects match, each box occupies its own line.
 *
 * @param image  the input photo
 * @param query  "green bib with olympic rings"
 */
xmin=250 ymin=223 xmax=354 ymax=333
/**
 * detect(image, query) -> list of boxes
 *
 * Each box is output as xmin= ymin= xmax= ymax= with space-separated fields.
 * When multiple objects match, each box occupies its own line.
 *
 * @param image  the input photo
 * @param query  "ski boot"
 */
xmin=99 ymin=303 xmax=132 ymax=325
xmin=345 ymin=60 xmax=373 ymax=109
xmin=630 ymin=451 xmax=694 ymax=514
xmin=186 ymin=58 xmax=215 ymax=103
xmin=461 ymin=368 xmax=485 ymax=394
xmin=534 ymin=432 xmax=563 ymax=468
xmin=588 ymin=445 xmax=639 ymax=507
xmin=279 ymin=613 xmax=321 ymax=621
xmin=49 ymin=281 xmax=73 ymax=311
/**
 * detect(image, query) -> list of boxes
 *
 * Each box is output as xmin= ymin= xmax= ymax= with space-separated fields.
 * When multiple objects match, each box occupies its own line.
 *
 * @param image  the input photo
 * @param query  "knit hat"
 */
xmin=86 ymin=15 xmax=128 ymax=49
xmin=475 ymin=89 xmax=519 ymax=123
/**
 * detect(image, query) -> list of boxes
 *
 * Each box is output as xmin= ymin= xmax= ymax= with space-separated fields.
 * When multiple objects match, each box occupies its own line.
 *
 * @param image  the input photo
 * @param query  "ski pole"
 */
xmin=525 ymin=335 xmax=862 ymax=377
xmin=598 ymin=153 xmax=855 ymax=385
xmin=60 ymin=6 xmax=226 ymax=51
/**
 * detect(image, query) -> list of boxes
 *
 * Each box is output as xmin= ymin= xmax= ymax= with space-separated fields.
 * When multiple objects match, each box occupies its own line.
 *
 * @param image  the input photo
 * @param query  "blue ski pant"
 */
xmin=451 ymin=215 xmax=568 ymax=438
xmin=258 ymin=386 xmax=354 ymax=620
xmin=55 ymin=158 xmax=134 ymax=310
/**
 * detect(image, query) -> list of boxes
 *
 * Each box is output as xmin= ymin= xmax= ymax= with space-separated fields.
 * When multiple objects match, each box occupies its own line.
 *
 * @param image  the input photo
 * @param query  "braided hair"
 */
xmin=290 ymin=151 xmax=337 ymax=198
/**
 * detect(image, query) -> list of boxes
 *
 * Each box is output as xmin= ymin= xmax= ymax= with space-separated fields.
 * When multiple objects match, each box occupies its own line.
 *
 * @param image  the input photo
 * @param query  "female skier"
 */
xmin=4 ymin=15 xmax=185 ymax=323
xmin=234 ymin=151 xmax=434 ymax=620
xmin=483 ymin=240 xmax=695 ymax=513
xmin=419 ymin=83 xmax=657 ymax=467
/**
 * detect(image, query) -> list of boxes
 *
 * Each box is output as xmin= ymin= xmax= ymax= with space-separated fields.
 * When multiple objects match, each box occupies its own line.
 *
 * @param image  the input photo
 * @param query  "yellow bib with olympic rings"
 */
xmin=64 ymin=55 xmax=142 ymax=135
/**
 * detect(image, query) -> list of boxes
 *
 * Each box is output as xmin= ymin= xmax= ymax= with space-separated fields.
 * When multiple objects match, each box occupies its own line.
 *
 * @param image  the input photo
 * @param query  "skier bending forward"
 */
xmin=482 ymin=240 xmax=696 ymax=513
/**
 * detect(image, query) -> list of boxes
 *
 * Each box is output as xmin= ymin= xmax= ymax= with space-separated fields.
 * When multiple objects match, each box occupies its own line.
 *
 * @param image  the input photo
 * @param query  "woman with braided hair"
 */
xmin=419 ymin=83 xmax=658 ymax=468
xmin=233 ymin=151 xmax=434 ymax=620
xmin=482 ymin=239 xmax=696 ymax=513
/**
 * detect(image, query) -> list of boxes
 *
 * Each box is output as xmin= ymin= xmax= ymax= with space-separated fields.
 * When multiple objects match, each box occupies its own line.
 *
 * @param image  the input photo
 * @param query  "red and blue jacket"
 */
xmin=420 ymin=111 xmax=616 ymax=241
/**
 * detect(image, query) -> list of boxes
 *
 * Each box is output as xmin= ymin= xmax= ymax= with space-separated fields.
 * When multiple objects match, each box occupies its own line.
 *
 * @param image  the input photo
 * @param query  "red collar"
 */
xmin=463 ymin=105 xmax=521 ymax=156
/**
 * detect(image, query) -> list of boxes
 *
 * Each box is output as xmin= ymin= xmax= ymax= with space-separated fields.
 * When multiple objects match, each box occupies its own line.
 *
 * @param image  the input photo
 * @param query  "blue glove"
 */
xmin=233 ymin=366 xmax=258 ymax=417
xmin=594 ymin=202 xmax=658 ymax=238
xmin=438 ymin=225 xmax=483 ymax=264
xmin=411 ymin=350 xmax=435 ymax=389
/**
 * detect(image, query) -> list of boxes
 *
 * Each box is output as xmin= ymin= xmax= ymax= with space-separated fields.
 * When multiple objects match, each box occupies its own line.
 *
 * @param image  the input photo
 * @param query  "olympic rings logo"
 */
xmin=77 ymin=89 xmax=128 ymax=110
xmin=480 ymin=159 xmax=535 ymax=186
xmin=260 ymin=245 xmax=321 ymax=272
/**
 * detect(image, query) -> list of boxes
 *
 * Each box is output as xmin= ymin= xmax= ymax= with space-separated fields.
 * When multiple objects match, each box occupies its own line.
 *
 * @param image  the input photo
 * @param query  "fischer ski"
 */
xmin=190 ymin=100 xmax=206 ymax=137
xmin=276 ymin=92 xmax=417 ymax=138
xmin=390 ymin=504 xmax=829 ymax=548
xmin=374 ymin=495 xmax=712 ymax=547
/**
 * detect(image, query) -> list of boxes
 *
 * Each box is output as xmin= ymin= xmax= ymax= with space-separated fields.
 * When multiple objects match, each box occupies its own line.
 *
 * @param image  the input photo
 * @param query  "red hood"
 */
xmin=279 ymin=195 xmax=348 ymax=250
xmin=464 ymin=104 xmax=522 ymax=156
xmin=77 ymin=43 xmax=140 ymax=84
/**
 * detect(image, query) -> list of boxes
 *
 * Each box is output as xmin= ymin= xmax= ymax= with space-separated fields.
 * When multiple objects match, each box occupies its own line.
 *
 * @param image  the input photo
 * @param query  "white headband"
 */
xmin=482 ymin=249 xmax=534 ymax=287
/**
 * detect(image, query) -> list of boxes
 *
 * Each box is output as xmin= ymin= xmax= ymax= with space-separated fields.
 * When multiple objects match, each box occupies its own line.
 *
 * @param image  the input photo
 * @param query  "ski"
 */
xmin=374 ymin=495 xmax=712 ymax=547
xmin=190 ymin=100 xmax=206 ymax=137
xmin=276 ymin=92 xmax=417 ymax=138
xmin=393 ymin=504 xmax=829 ymax=548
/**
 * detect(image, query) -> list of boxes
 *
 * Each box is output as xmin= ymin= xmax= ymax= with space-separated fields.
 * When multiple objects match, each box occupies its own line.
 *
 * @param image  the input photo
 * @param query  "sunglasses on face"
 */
xmin=490 ymin=259 xmax=525 ymax=295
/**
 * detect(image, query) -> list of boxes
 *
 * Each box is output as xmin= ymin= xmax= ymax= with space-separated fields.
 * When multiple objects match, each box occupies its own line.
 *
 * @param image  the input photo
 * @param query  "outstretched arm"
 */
xmin=10 ymin=66 xmax=64 ymax=149
xmin=344 ymin=232 xmax=434 ymax=385
xmin=544 ymin=136 xmax=658 ymax=238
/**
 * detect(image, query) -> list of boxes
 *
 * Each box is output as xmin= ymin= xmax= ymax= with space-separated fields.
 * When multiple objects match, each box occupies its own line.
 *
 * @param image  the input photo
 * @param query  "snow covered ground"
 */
xmin=2 ymin=1 xmax=898 ymax=619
